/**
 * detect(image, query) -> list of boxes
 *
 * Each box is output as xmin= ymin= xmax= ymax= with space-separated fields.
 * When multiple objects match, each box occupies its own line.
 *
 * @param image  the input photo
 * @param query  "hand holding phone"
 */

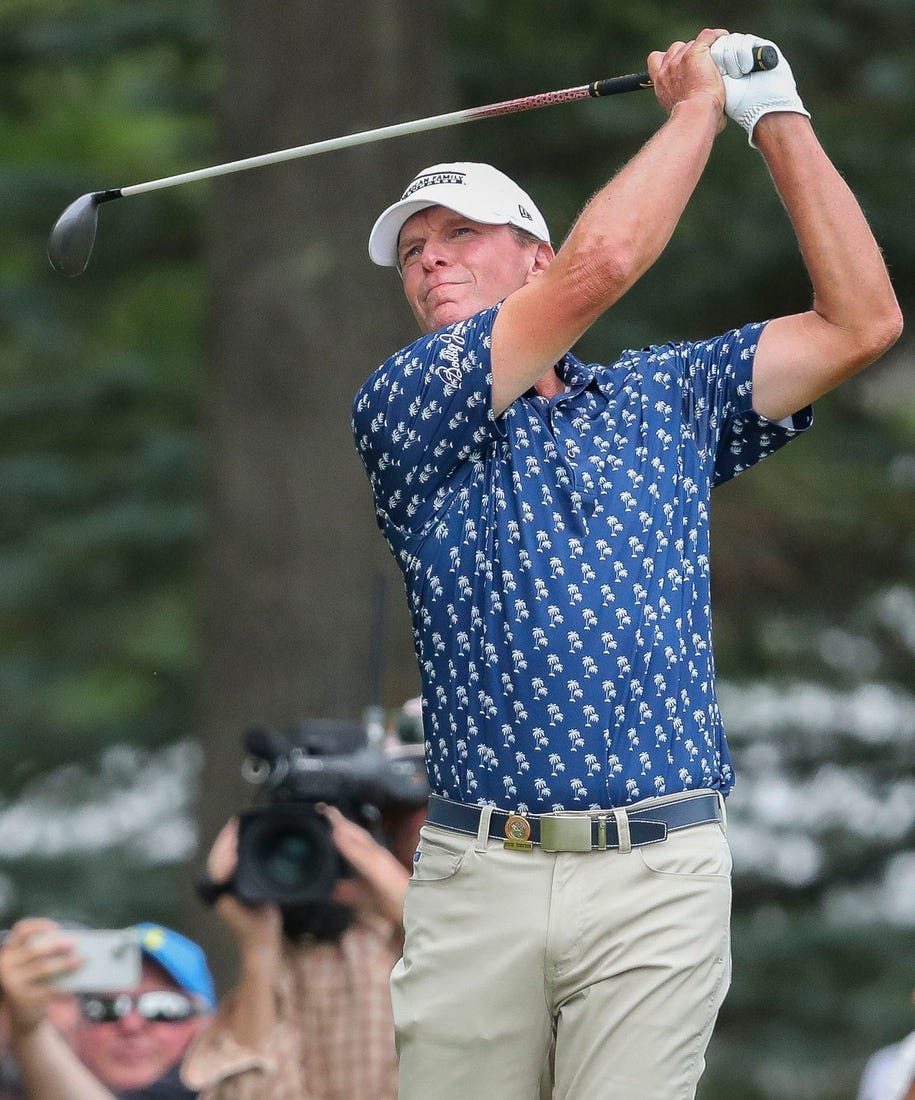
xmin=1 ymin=922 xmax=142 ymax=995
xmin=48 ymin=929 xmax=141 ymax=993
xmin=1 ymin=918 xmax=133 ymax=1035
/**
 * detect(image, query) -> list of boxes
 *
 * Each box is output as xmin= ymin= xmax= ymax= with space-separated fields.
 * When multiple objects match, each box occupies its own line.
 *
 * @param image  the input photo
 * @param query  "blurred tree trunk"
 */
xmin=191 ymin=0 xmax=450 ymax=986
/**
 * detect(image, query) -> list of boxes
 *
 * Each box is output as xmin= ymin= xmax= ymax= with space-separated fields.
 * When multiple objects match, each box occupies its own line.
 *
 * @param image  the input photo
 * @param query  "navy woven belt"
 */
xmin=426 ymin=791 xmax=722 ymax=851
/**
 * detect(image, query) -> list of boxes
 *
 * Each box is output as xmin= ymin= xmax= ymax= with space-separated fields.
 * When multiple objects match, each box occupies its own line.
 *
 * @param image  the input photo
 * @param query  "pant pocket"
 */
xmin=409 ymin=824 xmax=473 ymax=884
xmin=636 ymin=822 xmax=733 ymax=878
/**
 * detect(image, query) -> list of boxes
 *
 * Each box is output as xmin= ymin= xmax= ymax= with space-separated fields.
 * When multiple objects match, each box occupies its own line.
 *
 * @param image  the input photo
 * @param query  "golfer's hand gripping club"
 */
xmin=588 ymin=41 xmax=778 ymax=99
xmin=709 ymin=34 xmax=809 ymax=146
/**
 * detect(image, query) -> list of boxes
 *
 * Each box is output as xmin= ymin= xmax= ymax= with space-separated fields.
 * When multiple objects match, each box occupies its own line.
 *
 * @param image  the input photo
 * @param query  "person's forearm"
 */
xmin=755 ymin=113 xmax=902 ymax=360
xmin=558 ymin=94 xmax=722 ymax=303
xmin=492 ymin=93 xmax=723 ymax=415
xmin=13 ymin=1021 xmax=117 ymax=1100
xmin=371 ymin=864 xmax=409 ymax=929
xmin=225 ymin=946 xmax=280 ymax=1051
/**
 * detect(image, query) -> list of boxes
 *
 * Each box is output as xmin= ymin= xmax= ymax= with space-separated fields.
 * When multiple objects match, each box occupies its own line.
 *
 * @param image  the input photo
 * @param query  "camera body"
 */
xmin=234 ymin=719 xmax=428 ymax=907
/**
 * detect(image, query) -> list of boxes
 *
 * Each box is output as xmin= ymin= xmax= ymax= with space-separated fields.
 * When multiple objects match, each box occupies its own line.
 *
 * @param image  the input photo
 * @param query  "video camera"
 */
xmin=234 ymin=718 xmax=428 ymax=907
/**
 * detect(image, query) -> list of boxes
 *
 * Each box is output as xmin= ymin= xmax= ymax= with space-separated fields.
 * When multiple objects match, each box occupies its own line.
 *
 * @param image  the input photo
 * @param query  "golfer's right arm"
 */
xmin=490 ymin=28 xmax=728 ymax=416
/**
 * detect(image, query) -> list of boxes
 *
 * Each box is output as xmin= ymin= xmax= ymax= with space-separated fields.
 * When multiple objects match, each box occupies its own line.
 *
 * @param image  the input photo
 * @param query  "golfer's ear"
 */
xmin=527 ymin=242 xmax=555 ymax=280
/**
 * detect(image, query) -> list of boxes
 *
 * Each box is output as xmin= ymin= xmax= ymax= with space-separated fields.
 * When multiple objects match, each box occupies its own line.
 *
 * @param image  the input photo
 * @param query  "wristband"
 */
xmin=195 ymin=872 xmax=234 ymax=908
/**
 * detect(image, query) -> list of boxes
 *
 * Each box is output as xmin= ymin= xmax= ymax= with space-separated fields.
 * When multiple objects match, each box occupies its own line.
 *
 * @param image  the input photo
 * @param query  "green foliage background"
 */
xmin=1 ymin=1 xmax=912 ymax=1097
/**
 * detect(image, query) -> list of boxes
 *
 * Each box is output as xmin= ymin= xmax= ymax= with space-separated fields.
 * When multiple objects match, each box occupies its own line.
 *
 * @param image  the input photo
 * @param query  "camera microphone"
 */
xmin=242 ymin=727 xmax=292 ymax=786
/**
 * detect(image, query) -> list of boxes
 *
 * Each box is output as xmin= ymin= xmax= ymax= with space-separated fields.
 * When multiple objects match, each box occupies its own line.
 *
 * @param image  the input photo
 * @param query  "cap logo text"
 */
xmin=402 ymin=171 xmax=467 ymax=200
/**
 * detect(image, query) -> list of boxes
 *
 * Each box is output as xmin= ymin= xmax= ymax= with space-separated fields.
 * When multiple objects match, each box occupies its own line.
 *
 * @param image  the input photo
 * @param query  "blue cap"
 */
xmin=133 ymin=923 xmax=216 ymax=1010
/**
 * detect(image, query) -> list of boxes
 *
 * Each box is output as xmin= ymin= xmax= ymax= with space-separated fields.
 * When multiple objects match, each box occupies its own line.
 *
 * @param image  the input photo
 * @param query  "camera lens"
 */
xmin=235 ymin=805 xmax=340 ymax=905
xmin=257 ymin=827 xmax=322 ymax=890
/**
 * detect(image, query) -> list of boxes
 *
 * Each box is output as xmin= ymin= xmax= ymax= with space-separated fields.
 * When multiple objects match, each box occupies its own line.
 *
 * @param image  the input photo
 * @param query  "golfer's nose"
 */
xmin=421 ymin=237 xmax=451 ymax=269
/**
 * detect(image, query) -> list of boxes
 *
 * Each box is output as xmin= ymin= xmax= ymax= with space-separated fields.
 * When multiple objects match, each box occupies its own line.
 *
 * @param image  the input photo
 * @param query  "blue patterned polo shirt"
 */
xmin=353 ymin=305 xmax=811 ymax=811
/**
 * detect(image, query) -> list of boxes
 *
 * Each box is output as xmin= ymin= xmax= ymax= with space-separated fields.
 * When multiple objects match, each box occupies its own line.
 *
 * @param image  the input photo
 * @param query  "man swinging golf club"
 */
xmin=353 ymin=28 xmax=901 ymax=1100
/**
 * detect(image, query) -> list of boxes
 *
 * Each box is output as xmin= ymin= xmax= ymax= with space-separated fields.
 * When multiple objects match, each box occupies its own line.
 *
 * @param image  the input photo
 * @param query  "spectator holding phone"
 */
xmin=0 ymin=919 xmax=214 ymax=1100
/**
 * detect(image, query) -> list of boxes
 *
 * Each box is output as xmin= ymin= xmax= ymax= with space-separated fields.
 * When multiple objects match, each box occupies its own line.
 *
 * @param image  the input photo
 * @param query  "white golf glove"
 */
xmin=710 ymin=33 xmax=810 ymax=147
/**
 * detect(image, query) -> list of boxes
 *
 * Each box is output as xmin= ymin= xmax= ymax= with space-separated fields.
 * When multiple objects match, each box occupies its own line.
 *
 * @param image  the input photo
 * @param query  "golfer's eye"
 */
xmin=400 ymin=243 xmax=423 ymax=264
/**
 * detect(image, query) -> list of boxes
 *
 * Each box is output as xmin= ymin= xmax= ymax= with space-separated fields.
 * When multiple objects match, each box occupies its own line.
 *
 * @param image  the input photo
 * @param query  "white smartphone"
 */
xmin=49 ymin=929 xmax=142 ymax=993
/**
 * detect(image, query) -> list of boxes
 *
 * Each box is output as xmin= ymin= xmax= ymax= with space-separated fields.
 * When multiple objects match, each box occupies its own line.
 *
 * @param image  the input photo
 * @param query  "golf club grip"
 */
xmin=589 ymin=43 xmax=779 ymax=97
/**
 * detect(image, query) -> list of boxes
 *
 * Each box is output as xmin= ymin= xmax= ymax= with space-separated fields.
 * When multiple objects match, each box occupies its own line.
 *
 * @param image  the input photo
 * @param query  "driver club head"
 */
xmin=47 ymin=192 xmax=102 ymax=277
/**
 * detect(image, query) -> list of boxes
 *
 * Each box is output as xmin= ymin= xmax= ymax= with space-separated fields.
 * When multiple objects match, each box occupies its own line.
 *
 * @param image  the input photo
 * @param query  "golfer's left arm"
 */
xmin=751 ymin=114 xmax=902 ymax=420
xmin=711 ymin=34 xmax=904 ymax=420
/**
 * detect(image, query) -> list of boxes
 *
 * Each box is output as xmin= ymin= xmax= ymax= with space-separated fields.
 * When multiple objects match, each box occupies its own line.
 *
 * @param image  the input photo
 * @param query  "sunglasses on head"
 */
xmin=79 ymin=990 xmax=200 ymax=1024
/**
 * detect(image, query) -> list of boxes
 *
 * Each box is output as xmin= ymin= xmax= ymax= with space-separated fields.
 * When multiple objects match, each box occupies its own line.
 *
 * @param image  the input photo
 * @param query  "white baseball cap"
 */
xmin=368 ymin=162 xmax=550 ymax=267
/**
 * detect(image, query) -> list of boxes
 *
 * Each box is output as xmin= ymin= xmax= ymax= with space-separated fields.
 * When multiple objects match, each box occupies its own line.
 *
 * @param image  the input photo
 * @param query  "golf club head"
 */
xmin=48 ymin=192 xmax=101 ymax=277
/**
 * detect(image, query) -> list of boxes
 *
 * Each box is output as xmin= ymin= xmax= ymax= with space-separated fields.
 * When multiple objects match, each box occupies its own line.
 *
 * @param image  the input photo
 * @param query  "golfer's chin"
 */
xmin=419 ymin=299 xmax=474 ymax=334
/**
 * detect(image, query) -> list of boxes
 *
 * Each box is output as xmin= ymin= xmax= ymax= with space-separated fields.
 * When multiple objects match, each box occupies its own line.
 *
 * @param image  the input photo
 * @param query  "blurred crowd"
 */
xmin=0 ymin=707 xmax=426 ymax=1100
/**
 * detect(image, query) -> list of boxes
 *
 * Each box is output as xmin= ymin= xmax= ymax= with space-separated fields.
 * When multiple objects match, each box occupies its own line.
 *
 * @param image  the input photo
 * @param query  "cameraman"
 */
xmin=182 ymin=798 xmax=425 ymax=1100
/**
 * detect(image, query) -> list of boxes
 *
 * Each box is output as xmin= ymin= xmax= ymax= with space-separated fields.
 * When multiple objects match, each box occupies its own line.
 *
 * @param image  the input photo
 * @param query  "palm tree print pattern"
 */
xmin=353 ymin=305 xmax=810 ymax=812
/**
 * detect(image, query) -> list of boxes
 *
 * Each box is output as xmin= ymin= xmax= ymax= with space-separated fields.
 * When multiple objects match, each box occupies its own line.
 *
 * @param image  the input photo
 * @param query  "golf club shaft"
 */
xmin=98 ymin=73 xmax=650 ymax=204
xmin=49 ymin=44 xmax=778 ymax=275
xmin=96 ymin=42 xmax=778 ymax=204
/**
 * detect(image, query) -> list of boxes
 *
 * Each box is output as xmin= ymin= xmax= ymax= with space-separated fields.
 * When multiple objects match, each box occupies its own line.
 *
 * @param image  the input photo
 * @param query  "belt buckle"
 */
xmin=540 ymin=814 xmax=592 ymax=852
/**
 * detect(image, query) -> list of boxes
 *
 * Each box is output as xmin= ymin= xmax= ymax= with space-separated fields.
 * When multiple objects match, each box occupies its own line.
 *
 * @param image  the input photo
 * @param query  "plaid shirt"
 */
xmin=181 ymin=917 xmax=399 ymax=1100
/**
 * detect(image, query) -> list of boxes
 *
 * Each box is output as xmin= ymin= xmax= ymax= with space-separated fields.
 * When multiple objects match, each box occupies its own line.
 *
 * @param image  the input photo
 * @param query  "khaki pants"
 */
xmin=392 ymin=793 xmax=732 ymax=1100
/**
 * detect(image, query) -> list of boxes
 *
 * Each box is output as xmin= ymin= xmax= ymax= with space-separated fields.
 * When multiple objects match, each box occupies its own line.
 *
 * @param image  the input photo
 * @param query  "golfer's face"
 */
xmin=399 ymin=207 xmax=540 ymax=334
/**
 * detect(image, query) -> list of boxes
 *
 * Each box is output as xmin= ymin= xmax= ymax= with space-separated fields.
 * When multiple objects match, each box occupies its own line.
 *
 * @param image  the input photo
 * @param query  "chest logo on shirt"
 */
xmin=435 ymin=332 xmax=467 ymax=388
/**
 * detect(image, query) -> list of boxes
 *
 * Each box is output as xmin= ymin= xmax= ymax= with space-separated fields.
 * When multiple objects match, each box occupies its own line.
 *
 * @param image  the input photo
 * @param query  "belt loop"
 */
xmin=611 ymin=807 xmax=631 ymax=854
xmin=596 ymin=814 xmax=608 ymax=851
xmin=716 ymin=791 xmax=728 ymax=832
xmin=475 ymin=805 xmax=494 ymax=852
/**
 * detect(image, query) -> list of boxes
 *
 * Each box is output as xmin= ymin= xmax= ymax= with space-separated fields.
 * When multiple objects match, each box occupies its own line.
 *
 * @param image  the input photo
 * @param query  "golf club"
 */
xmin=48 ymin=44 xmax=777 ymax=277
